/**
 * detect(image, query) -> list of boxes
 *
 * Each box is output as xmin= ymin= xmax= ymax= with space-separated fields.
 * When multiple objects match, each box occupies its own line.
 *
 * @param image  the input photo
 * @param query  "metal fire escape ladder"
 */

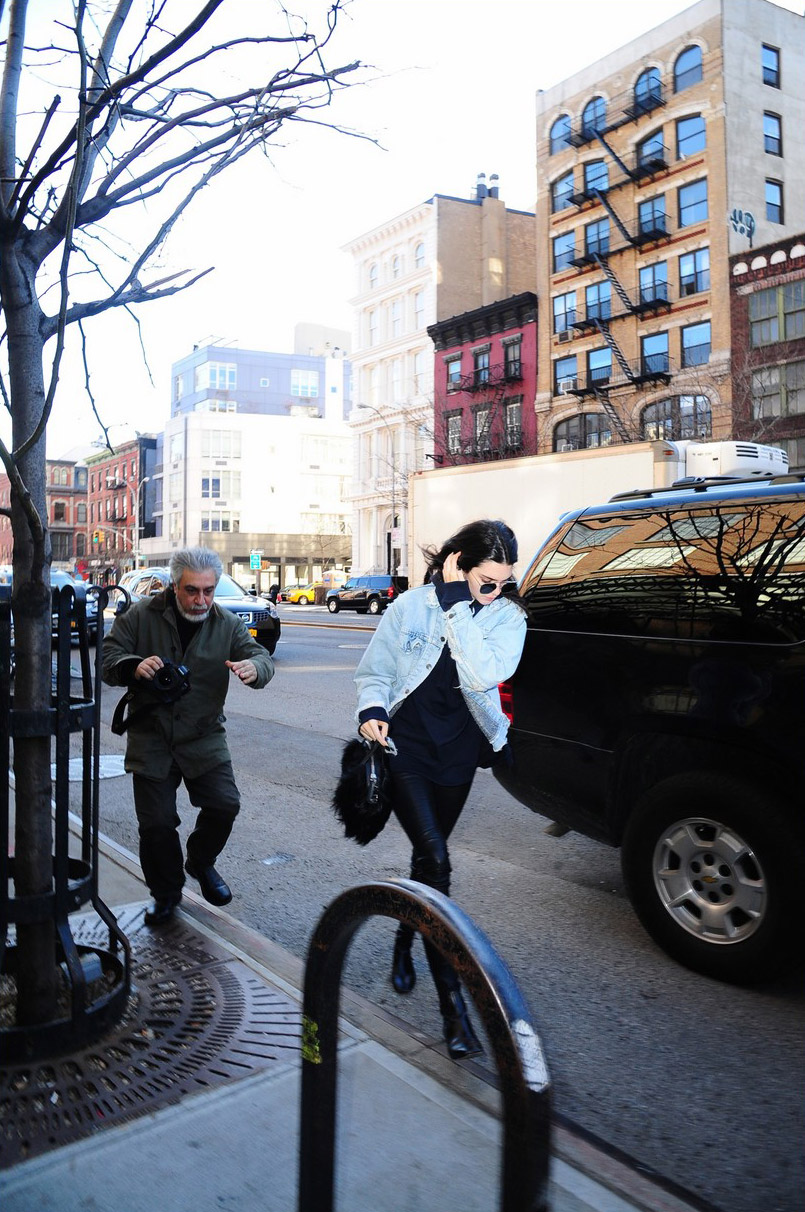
xmin=593 ymin=190 xmax=632 ymax=247
xmin=592 ymin=388 xmax=632 ymax=443
xmin=590 ymin=317 xmax=633 ymax=380
xmin=592 ymin=253 xmax=634 ymax=313
xmin=592 ymin=130 xmax=633 ymax=180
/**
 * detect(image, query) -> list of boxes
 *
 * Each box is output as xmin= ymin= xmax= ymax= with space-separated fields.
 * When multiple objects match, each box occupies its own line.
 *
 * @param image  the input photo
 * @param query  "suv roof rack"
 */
xmin=608 ymin=472 xmax=805 ymax=503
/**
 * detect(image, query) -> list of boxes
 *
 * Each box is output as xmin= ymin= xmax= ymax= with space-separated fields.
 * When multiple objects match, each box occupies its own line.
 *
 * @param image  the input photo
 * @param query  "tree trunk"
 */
xmin=2 ymin=237 xmax=57 ymax=1025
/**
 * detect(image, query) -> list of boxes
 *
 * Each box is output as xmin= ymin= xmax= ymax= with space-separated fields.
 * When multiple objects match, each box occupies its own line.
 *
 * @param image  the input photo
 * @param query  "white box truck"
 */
xmin=407 ymin=440 xmax=788 ymax=584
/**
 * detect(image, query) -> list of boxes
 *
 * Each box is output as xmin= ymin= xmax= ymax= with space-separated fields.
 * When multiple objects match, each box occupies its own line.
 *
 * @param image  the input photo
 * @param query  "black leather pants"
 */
xmin=391 ymin=771 xmax=473 ymax=1010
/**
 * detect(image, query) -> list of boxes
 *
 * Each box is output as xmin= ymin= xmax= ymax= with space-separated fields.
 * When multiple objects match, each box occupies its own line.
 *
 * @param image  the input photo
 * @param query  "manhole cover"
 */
xmin=0 ymin=904 xmax=303 ymax=1166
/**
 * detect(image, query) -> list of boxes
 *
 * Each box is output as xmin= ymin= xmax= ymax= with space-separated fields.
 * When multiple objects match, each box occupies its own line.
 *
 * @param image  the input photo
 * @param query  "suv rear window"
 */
xmin=521 ymin=496 xmax=805 ymax=642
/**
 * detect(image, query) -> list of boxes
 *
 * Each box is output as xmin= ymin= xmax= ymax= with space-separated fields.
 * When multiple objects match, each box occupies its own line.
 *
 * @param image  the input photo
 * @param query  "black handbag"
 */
xmin=332 ymin=737 xmax=396 ymax=845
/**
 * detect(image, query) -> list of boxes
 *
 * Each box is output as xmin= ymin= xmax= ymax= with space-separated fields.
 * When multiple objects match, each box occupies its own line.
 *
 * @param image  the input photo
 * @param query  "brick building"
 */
xmin=427 ymin=292 xmax=538 ymax=465
xmin=536 ymin=0 xmax=805 ymax=454
xmin=730 ymin=234 xmax=805 ymax=470
xmin=0 ymin=458 xmax=88 ymax=569
xmin=85 ymin=436 xmax=157 ymax=581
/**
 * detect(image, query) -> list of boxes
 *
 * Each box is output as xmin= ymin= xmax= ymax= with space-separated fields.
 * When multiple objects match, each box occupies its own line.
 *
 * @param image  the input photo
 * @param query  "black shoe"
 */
xmin=391 ymin=930 xmax=416 ymax=994
xmin=185 ymin=858 xmax=232 ymax=906
xmin=442 ymin=990 xmax=484 ymax=1061
xmin=144 ymin=896 xmax=181 ymax=926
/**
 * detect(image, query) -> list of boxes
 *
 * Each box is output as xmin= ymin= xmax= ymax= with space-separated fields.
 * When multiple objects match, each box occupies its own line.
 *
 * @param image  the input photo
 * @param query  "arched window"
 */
xmin=581 ymin=96 xmax=606 ymax=138
xmin=368 ymin=262 xmax=378 ymax=289
xmin=641 ymin=395 xmax=711 ymax=441
xmin=550 ymin=114 xmax=571 ymax=155
xmin=554 ymin=413 xmax=612 ymax=452
xmin=634 ymin=67 xmax=662 ymax=114
xmin=414 ymin=241 xmax=425 ymax=269
xmin=391 ymin=254 xmax=401 ymax=279
xmin=674 ymin=45 xmax=702 ymax=93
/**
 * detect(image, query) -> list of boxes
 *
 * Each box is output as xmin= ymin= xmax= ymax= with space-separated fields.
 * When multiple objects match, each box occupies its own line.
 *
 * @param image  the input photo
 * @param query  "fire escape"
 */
xmin=454 ymin=359 xmax=524 ymax=459
xmin=556 ymin=82 xmax=675 ymax=443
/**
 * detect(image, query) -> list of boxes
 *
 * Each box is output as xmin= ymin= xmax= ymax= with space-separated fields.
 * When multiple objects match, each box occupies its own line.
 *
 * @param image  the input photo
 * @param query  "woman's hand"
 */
xmin=359 ymin=718 xmax=389 ymax=746
xmin=442 ymin=551 xmax=465 ymax=583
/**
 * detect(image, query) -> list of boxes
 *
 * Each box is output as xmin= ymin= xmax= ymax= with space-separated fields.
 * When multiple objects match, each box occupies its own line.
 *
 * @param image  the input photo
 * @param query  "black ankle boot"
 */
xmin=441 ymin=989 xmax=483 ymax=1060
xmin=391 ymin=927 xmax=416 ymax=994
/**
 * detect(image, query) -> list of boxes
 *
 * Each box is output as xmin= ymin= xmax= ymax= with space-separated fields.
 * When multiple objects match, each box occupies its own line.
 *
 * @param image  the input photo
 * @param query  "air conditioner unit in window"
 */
xmin=558 ymin=330 xmax=570 ymax=343
xmin=557 ymin=440 xmax=575 ymax=452
xmin=558 ymin=378 xmax=578 ymax=395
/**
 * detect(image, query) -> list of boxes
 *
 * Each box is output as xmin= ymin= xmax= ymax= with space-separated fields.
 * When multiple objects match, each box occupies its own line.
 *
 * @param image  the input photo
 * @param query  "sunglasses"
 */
xmin=476 ymin=577 xmax=516 ymax=595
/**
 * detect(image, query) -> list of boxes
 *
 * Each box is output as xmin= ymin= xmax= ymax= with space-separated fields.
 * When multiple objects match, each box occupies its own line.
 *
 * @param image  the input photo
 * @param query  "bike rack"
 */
xmin=298 ymin=878 xmax=552 ymax=1212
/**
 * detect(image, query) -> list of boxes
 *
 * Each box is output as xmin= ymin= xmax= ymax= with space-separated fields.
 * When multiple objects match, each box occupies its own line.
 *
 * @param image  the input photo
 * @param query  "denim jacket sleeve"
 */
xmin=353 ymin=594 xmax=406 ymax=717
xmin=442 ymin=597 xmax=526 ymax=691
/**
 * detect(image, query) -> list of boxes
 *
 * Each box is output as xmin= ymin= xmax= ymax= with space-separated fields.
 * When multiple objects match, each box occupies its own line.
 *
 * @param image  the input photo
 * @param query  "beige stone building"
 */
xmin=536 ymin=0 xmax=805 ymax=455
xmin=344 ymin=176 xmax=535 ymax=575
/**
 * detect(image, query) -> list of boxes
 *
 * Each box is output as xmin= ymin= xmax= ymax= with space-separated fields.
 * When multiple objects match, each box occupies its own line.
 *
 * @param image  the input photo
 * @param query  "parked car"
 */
xmin=51 ymin=570 xmax=99 ymax=644
xmin=283 ymin=582 xmax=324 ymax=605
xmin=494 ymin=475 xmax=805 ymax=985
xmin=326 ymin=574 xmax=409 ymax=615
xmin=106 ymin=566 xmax=281 ymax=654
xmin=276 ymin=583 xmax=306 ymax=603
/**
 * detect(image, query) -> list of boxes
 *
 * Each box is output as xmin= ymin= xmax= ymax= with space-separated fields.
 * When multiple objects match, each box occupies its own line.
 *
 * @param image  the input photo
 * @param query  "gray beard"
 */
xmin=174 ymin=601 xmax=210 ymax=624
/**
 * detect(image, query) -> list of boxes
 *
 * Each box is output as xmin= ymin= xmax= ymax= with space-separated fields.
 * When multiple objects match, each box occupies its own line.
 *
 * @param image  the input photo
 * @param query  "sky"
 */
xmin=5 ymin=0 xmax=804 ymax=458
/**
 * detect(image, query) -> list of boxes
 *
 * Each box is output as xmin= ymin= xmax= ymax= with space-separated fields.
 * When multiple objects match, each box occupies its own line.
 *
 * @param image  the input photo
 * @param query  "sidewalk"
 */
xmin=0 ymin=823 xmax=709 ymax=1212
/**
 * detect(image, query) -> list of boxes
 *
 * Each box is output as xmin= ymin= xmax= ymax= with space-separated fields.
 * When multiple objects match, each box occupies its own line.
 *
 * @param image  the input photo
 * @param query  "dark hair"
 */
xmin=422 ymin=519 xmax=519 ymax=581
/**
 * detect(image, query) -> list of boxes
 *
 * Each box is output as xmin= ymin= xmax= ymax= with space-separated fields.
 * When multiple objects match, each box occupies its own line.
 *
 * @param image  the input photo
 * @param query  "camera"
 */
xmin=147 ymin=660 xmax=191 ymax=702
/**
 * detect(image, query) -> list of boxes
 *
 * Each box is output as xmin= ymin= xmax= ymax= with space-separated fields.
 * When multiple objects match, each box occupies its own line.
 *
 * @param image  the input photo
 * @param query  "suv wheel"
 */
xmin=621 ymin=773 xmax=802 ymax=984
xmin=367 ymin=598 xmax=381 ymax=615
xmin=327 ymin=599 xmax=340 ymax=613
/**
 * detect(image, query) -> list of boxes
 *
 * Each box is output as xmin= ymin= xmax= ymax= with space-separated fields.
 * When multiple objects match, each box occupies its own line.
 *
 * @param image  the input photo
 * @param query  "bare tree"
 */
xmin=0 ymin=0 xmax=365 ymax=1028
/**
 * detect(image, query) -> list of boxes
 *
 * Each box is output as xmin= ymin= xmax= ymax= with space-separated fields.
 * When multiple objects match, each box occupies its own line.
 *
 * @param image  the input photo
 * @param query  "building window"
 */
xmin=550 ymin=114 xmax=571 ymax=154
xmin=414 ymin=241 xmax=425 ymax=268
xmin=368 ymin=310 xmax=378 ymax=346
xmin=473 ymin=348 xmax=490 ymax=387
xmin=551 ymin=171 xmax=574 ymax=213
xmin=681 ymin=321 xmax=711 ymax=367
xmin=391 ymin=255 xmax=401 ymax=279
xmin=291 ymin=369 xmax=319 ymax=398
xmin=752 ymin=361 xmax=805 ymax=419
xmin=553 ymin=230 xmax=576 ymax=272
xmin=445 ymin=411 xmax=462 ymax=455
xmin=196 ymin=362 xmax=236 ymax=392
xmin=679 ymin=247 xmax=709 ymax=296
xmin=369 ymin=262 xmax=378 ymax=288
xmin=639 ymin=261 xmax=668 ymax=305
xmin=554 ymin=355 xmax=578 ymax=395
xmin=413 ymin=349 xmax=426 ymax=394
xmin=676 ymin=114 xmax=706 ymax=158
xmin=762 ymin=44 xmax=780 ymax=88
xmin=765 ymin=179 xmax=783 ymax=223
xmin=642 ymin=395 xmax=711 ymax=440
xmin=554 ymin=413 xmax=612 ymax=452
xmin=636 ymin=128 xmax=666 ymax=172
xmin=504 ymin=398 xmax=522 ymax=449
xmin=585 ymin=280 xmax=611 ymax=321
xmin=583 ymin=159 xmax=608 ymax=195
xmin=202 ymin=471 xmax=241 ymax=499
xmin=585 ymin=217 xmax=609 ymax=257
xmin=391 ymin=299 xmax=402 ymax=337
xmin=678 ymin=179 xmax=708 ymax=227
xmin=588 ymin=347 xmax=612 ymax=387
xmin=638 ymin=196 xmax=667 ymax=239
xmin=200 ymin=429 xmax=242 ymax=459
xmin=77 ymin=503 xmax=87 ymax=523
xmin=750 ymin=284 xmax=805 ymax=346
xmin=553 ymin=291 xmax=577 ymax=333
xmin=504 ymin=340 xmax=522 ymax=380
xmin=634 ymin=67 xmax=662 ymax=114
xmin=674 ymin=45 xmax=703 ymax=92
xmin=474 ymin=406 xmax=492 ymax=453
xmin=173 ymin=376 xmax=183 ymax=403
xmin=391 ymin=358 xmax=403 ymax=402
xmin=446 ymin=357 xmax=462 ymax=390
xmin=763 ymin=112 xmax=782 ymax=155
xmin=641 ymin=332 xmax=669 ymax=375
xmin=414 ymin=289 xmax=425 ymax=329
xmin=53 ymin=501 xmax=66 ymax=522
xmin=581 ymin=95 xmax=607 ymax=138
xmin=200 ymin=511 xmax=240 ymax=533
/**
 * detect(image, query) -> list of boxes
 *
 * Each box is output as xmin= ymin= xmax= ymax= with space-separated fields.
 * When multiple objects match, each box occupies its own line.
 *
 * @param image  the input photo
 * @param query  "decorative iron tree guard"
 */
xmin=0 ymin=581 xmax=131 ymax=1062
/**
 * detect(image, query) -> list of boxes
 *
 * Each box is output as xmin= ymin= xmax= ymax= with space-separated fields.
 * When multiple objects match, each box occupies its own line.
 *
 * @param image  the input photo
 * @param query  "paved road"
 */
xmin=93 ymin=607 xmax=804 ymax=1212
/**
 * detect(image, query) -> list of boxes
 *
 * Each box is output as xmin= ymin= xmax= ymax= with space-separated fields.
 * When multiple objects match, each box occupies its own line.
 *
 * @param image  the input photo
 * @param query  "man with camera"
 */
xmin=103 ymin=546 xmax=274 ymax=926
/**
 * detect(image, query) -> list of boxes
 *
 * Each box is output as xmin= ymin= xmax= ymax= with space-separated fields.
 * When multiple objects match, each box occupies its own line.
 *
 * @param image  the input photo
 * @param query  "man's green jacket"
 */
xmin=102 ymin=589 xmax=274 ymax=779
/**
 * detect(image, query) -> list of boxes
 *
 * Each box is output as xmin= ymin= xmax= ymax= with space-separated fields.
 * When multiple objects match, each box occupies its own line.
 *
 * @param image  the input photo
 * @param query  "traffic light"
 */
xmin=92 ymin=530 xmax=99 ymax=544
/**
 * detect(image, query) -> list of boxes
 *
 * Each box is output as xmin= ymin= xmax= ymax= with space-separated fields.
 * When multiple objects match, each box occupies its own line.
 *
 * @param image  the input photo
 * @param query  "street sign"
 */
xmin=249 ymin=551 xmax=262 ymax=570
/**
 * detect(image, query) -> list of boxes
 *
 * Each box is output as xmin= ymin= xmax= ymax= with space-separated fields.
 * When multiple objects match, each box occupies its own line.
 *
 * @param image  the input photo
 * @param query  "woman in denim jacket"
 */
xmin=355 ymin=519 xmax=526 ymax=1059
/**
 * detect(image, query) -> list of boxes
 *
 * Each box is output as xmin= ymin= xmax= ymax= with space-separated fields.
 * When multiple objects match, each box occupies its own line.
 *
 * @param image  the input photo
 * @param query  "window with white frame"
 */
xmin=414 ymin=241 xmax=425 ymax=268
xmin=446 ymin=411 xmax=462 ymax=455
xmin=195 ymin=361 xmax=236 ymax=392
xmin=201 ymin=471 xmax=241 ymax=499
xmin=414 ymin=290 xmax=425 ymax=329
xmin=413 ymin=349 xmax=426 ymax=394
xmin=200 ymin=511 xmax=240 ymax=533
xmin=504 ymin=398 xmax=522 ymax=448
xmin=681 ymin=321 xmax=711 ymax=367
xmin=368 ymin=310 xmax=378 ymax=346
xmin=391 ymin=299 xmax=402 ymax=337
xmin=201 ymin=430 xmax=242 ymax=459
xmin=752 ymin=362 xmax=805 ymax=418
xmin=291 ymin=369 xmax=320 ymax=398
xmin=553 ymin=291 xmax=576 ymax=333
xmin=474 ymin=406 xmax=492 ymax=453
xmin=446 ymin=356 xmax=462 ymax=390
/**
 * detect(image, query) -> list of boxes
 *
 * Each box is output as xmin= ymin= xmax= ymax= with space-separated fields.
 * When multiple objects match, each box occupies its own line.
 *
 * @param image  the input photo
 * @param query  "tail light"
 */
xmin=387 ymin=585 xmax=394 ymax=597
xmin=499 ymin=679 xmax=514 ymax=724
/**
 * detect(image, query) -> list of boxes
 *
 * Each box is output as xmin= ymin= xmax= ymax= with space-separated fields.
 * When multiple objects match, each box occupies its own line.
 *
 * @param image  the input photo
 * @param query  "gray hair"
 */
xmin=169 ymin=546 xmax=223 ymax=587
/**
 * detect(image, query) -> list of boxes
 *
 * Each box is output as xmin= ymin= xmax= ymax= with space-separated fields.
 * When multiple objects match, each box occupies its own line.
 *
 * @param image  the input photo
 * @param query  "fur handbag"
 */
xmin=332 ymin=737 xmax=397 ymax=845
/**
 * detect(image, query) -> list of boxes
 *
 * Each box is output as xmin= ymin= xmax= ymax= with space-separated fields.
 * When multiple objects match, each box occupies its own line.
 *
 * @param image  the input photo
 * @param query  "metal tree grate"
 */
xmin=0 ymin=904 xmax=303 ymax=1167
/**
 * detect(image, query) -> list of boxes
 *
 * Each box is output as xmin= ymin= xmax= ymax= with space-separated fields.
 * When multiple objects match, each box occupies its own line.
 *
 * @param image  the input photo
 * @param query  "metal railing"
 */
xmin=298 ymin=878 xmax=552 ymax=1212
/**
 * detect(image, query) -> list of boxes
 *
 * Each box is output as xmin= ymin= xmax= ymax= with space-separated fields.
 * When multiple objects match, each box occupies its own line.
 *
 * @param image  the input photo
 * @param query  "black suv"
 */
xmin=107 ymin=567 xmax=281 ymax=654
xmin=326 ymin=574 xmax=408 ymax=615
xmin=495 ymin=476 xmax=805 ymax=984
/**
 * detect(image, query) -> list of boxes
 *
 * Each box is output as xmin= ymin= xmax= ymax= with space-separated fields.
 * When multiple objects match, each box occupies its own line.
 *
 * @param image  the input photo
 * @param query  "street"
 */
xmin=94 ymin=606 xmax=804 ymax=1212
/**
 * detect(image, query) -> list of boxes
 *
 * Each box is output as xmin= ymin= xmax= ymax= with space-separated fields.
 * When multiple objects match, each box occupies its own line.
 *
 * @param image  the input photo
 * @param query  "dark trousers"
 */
xmin=391 ymin=771 xmax=474 ymax=1010
xmin=132 ymin=760 xmax=241 ymax=899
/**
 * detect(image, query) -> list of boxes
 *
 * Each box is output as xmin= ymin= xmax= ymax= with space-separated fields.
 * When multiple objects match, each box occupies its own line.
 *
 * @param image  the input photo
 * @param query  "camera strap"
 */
xmin=110 ymin=680 xmax=190 ymax=736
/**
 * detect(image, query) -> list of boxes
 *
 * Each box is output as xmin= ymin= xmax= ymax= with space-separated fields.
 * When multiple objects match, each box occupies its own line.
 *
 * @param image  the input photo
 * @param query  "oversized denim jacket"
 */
xmin=354 ymin=583 xmax=527 ymax=752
